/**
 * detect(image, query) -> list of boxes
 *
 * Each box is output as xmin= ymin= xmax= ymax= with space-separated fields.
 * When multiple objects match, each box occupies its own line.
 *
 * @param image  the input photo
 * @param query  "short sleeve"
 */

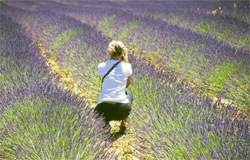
xmin=97 ymin=63 xmax=104 ymax=77
xmin=127 ymin=63 xmax=132 ymax=76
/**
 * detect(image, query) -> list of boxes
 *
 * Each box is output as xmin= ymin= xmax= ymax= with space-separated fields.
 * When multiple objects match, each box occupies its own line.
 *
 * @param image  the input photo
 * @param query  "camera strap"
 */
xmin=101 ymin=61 xmax=121 ymax=84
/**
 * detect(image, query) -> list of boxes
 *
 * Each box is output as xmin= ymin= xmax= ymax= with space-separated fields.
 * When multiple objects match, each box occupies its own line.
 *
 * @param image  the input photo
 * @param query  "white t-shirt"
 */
xmin=97 ymin=59 xmax=133 ymax=104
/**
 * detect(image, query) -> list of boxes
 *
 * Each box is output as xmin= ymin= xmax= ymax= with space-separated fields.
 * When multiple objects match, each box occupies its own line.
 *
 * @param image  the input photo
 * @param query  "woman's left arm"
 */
xmin=126 ymin=76 xmax=133 ymax=88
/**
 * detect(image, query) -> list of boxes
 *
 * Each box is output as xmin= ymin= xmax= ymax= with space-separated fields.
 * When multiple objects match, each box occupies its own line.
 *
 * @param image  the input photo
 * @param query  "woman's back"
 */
xmin=97 ymin=59 xmax=132 ymax=104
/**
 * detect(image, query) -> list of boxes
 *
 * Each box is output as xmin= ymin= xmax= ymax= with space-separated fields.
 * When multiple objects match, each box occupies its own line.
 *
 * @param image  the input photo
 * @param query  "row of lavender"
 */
xmin=64 ymin=0 xmax=250 ymax=25
xmin=121 ymin=1 xmax=250 ymax=52
xmin=77 ymin=0 xmax=250 ymax=46
xmin=117 ymin=1 xmax=250 ymax=112
xmin=22 ymin=0 xmax=250 ymax=112
xmin=0 ymin=12 xmax=113 ymax=159
xmin=1 ymin=2 xmax=248 ymax=159
xmin=52 ymin=0 xmax=249 ymax=51
xmin=153 ymin=0 xmax=250 ymax=25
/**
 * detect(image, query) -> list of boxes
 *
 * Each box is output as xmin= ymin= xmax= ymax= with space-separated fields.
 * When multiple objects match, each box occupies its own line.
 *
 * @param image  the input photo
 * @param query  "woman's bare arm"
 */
xmin=121 ymin=54 xmax=129 ymax=63
xmin=121 ymin=54 xmax=132 ymax=88
xmin=126 ymin=76 xmax=133 ymax=88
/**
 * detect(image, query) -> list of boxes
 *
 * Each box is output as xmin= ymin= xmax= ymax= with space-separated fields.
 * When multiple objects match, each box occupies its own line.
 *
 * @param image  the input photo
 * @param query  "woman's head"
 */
xmin=107 ymin=40 xmax=127 ymax=58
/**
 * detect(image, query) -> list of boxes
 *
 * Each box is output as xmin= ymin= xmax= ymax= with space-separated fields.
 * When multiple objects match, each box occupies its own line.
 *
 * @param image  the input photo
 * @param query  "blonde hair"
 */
xmin=107 ymin=40 xmax=127 ymax=58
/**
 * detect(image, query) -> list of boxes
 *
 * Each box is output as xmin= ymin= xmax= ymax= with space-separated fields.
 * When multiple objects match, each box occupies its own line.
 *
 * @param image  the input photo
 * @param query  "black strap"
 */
xmin=101 ymin=61 xmax=121 ymax=84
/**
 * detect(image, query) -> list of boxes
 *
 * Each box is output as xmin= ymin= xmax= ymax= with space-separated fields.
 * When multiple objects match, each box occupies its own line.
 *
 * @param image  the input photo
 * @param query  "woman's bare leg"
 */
xmin=121 ymin=118 xmax=127 ymax=127
xmin=119 ymin=118 xmax=128 ymax=134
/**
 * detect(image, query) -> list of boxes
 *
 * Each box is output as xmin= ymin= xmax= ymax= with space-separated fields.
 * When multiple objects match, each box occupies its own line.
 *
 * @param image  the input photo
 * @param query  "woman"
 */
xmin=95 ymin=40 xmax=133 ymax=134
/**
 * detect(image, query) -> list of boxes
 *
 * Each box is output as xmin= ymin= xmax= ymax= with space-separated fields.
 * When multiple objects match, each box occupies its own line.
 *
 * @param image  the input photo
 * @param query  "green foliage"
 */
xmin=193 ymin=20 xmax=238 ymax=47
xmin=138 ymin=9 xmax=248 ymax=50
xmin=0 ymin=56 xmax=48 ymax=91
xmin=205 ymin=60 xmax=238 ymax=94
xmin=0 ymin=57 xmax=23 ymax=89
xmin=236 ymin=35 xmax=250 ymax=49
xmin=215 ymin=29 xmax=233 ymax=42
xmin=224 ymin=62 xmax=250 ymax=112
xmin=195 ymin=21 xmax=233 ymax=43
xmin=166 ymin=15 xmax=184 ymax=27
xmin=143 ymin=96 xmax=241 ymax=160
xmin=204 ymin=59 xmax=249 ymax=105
xmin=167 ymin=47 xmax=193 ymax=73
xmin=97 ymin=16 xmax=116 ymax=38
xmin=185 ymin=54 xmax=209 ymax=84
xmin=195 ymin=21 xmax=215 ymax=34
xmin=51 ymin=28 xmax=83 ymax=50
xmin=58 ymin=42 xmax=101 ymax=104
xmin=130 ymin=77 xmax=165 ymax=112
xmin=118 ymin=21 xmax=139 ymax=42
xmin=146 ymin=102 xmax=209 ymax=159
xmin=129 ymin=76 xmax=225 ymax=159
xmin=0 ymin=97 xmax=97 ymax=159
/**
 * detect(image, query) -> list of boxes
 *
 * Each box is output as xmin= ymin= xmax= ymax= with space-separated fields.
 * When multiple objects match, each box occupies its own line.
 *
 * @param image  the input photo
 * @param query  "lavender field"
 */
xmin=0 ymin=0 xmax=249 ymax=159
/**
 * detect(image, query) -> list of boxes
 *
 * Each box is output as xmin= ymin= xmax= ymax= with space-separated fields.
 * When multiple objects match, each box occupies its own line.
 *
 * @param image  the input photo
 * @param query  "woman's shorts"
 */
xmin=95 ymin=90 xmax=133 ymax=121
xmin=95 ymin=102 xmax=131 ymax=121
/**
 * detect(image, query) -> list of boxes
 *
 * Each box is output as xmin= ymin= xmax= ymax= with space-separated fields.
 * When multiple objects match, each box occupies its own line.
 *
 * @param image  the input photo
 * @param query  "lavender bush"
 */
xmin=0 ymin=82 xmax=110 ymax=159
xmin=0 ymin=9 xmax=111 ymax=160
xmin=0 ymin=13 xmax=50 ymax=106
xmin=120 ymin=1 xmax=250 ymax=52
